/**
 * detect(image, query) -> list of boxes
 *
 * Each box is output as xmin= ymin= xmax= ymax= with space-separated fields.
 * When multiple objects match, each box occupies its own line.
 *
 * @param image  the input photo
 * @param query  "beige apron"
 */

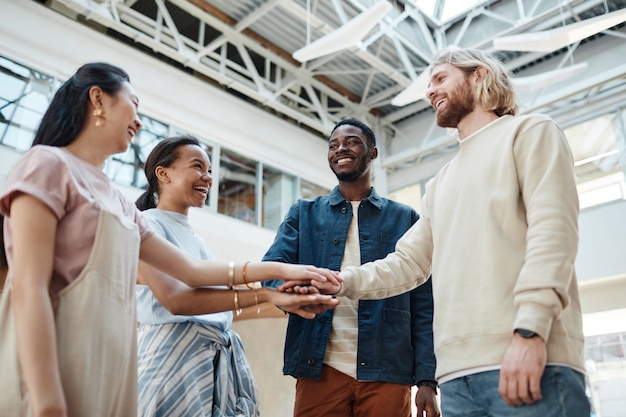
xmin=0 ymin=209 xmax=140 ymax=416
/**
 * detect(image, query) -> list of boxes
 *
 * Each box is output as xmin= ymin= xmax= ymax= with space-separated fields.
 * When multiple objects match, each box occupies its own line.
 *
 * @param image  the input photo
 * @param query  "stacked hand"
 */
xmin=270 ymin=265 xmax=343 ymax=318
xmin=267 ymin=289 xmax=339 ymax=319
xmin=278 ymin=277 xmax=342 ymax=296
xmin=280 ymin=264 xmax=341 ymax=288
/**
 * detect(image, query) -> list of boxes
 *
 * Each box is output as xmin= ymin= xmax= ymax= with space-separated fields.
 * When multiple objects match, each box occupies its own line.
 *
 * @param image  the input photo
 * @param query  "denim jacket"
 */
xmin=262 ymin=186 xmax=436 ymax=385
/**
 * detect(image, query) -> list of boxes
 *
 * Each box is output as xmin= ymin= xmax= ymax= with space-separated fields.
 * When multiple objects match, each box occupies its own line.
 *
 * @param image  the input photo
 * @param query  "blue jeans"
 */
xmin=440 ymin=366 xmax=590 ymax=417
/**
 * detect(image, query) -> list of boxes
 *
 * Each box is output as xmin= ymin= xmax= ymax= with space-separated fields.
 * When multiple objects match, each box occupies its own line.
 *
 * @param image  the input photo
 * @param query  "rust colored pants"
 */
xmin=294 ymin=365 xmax=411 ymax=417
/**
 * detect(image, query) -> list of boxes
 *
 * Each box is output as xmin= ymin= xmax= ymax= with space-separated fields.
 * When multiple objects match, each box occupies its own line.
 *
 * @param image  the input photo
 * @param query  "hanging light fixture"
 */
xmin=292 ymin=1 xmax=392 ymax=63
xmin=493 ymin=8 xmax=626 ymax=53
xmin=391 ymin=70 xmax=430 ymax=107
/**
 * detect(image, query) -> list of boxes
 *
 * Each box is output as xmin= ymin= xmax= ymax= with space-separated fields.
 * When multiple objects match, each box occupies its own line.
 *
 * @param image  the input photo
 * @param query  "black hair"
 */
xmin=135 ymin=135 xmax=202 ymax=211
xmin=329 ymin=118 xmax=377 ymax=148
xmin=0 ymin=215 xmax=7 ymax=291
xmin=32 ymin=62 xmax=130 ymax=147
xmin=0 ymin=215 xmax=6 ymax=271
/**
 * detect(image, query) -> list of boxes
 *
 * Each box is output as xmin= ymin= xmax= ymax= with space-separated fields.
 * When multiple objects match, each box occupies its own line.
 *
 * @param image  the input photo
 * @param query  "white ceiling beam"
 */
xmin=234 ymin=0 xmax=284 ymax=31
xmin=512 ymin=62 xmax=589 ymax=93
xmin=153 ymin=0 xmax=185 ymax=52
xmin=360 ymin=41 xmax=385 ymax=104
xmin=194 ymin=0 xmax=283 ymax=59
xmin=348 ymin=0 xmax=435 ymax=62
xmin=57 ymin=0 xmax=366 ymax=134
xmin=522 ymin=63 xmax=626 ymax=115
xmin=166 ymin=0 xmax=367 ymax=112
xmin=452 ymin=8 xmax=479 ymax=46
xmin=234 ymin=41 xmax=268 ymax=94
xmin=330 ymin=0 xmax=350 ymax=25
xmin=285 ymin=0 xmax=420 ymax=86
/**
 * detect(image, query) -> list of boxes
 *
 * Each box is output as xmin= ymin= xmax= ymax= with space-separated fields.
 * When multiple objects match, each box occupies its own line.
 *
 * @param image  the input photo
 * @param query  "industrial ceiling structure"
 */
xmin=42 ymin=0 xmax=626 ymax=173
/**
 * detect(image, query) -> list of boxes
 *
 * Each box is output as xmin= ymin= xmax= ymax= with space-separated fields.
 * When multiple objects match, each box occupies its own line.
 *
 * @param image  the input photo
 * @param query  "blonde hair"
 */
xmin=431 ymin=48 xmax=519 ymax=116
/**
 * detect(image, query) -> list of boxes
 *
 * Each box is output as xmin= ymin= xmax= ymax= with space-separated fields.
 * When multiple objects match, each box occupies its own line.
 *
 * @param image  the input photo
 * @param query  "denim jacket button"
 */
xmin=333 ymin=238 xmax=339 ymax=245
xmin=341 ymin=207 xmax=347 ymax=214
xmin=307 ymin=359 xmax=315 ymax=365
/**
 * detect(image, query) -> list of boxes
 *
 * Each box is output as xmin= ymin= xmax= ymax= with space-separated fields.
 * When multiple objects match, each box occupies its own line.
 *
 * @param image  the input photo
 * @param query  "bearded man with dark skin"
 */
xmin=263 ymin=118 xmax=439 ymax=417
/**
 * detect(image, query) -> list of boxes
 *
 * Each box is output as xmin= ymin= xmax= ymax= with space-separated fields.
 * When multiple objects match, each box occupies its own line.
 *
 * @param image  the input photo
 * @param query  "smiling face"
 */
xmin=427 ymin=63 xmax=476 ymax=129
xmin=100 ymin=81 xmax=142 ymax=154
xmin=157 ymin=144 xmax=213 ymax=213
xmin=328 ymin=124 xmax=375 ymax=182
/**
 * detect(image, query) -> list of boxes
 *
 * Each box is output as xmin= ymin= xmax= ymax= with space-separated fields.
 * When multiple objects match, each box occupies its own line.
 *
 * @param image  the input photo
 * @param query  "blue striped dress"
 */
xmin=136 ymin=209 xmax=259 ymax=417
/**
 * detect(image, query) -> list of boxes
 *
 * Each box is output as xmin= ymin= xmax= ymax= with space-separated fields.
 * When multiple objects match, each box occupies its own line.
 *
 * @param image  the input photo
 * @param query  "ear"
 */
xmin=88 ymin=86 xmax=104 ymax=110
xmin=370 ymin=146 xmax=378 ymax=160
xmin=155 ymin=166 xmax=170 ymax=183
xmin=474 ymin=66 xmax=488 ymax=83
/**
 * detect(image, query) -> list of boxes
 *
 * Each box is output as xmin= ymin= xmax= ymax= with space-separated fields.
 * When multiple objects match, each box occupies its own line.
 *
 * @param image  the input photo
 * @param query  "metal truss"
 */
xmin=50 ymin=0 xmax=625 ymax=150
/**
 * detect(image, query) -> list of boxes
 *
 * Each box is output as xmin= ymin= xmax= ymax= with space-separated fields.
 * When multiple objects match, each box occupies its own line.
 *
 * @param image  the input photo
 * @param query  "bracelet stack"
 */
xmin=228 ymin=261 xmax=260 ymax=316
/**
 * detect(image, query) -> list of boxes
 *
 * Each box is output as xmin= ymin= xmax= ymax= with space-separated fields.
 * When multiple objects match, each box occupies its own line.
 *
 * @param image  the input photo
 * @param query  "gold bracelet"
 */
xmin=254 ymin=289 xmax=260 ymax=315
xmin=227 ymin=261 xmax=234 ymax=289
xmin=242 ymin=261 xmax=253 ymax=289
xmin=234 ymin=289 xmax=241 ymax=316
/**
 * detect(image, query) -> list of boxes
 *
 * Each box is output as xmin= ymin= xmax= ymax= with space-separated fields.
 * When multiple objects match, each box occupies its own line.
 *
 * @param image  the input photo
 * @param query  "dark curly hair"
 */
xmin=135 ymin=135 xmax=202 ymax=211
xmin=330 ymin=118 xmax=377 ymax=148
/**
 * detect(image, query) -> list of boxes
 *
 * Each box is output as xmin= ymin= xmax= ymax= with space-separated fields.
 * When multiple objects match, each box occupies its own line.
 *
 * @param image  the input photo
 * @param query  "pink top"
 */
xmin=0 ymin=146 xmax=154 ymax=295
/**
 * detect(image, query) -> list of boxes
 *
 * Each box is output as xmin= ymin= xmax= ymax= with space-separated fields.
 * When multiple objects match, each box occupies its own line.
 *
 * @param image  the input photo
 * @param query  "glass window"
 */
xmin=300 ymin=179 xmax=329 ymax=200
xmin=263 ymin=165 xmax=297 ymax=230
xmin=218 ymin=149 xmax=257 ymax=224
xmin=585 ymin=332 xmax=626 ymax=363
xmin=103 ymin=115 xmax=169 ymax=188
xmin=0 ymin=57 xmax=58 ymax=151
xmin=565 ymin=112 xmax=626 ymax=209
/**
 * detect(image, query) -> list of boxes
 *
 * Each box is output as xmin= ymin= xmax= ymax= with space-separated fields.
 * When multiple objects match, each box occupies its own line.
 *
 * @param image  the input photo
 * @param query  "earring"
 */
xmin=93 ymin=108 xmax=104 ymax=127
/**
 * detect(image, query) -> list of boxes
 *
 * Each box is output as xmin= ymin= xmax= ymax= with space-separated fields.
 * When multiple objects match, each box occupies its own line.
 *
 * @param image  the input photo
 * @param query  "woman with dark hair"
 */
xmin=0 ymin=62 xmax=339 ymax=417
xmin=135 ymin=135 xmax=336 ymax=416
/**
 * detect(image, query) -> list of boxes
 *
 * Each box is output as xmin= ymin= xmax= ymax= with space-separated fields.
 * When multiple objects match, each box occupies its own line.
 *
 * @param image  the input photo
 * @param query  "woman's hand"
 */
xmin=265 ymin=289 xmax=339 ymax=319
xmin=278 ymin=264 xmax=342 ymax=287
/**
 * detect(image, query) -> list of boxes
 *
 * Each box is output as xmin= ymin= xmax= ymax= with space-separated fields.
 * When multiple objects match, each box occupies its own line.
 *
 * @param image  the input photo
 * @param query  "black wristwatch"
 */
xmin=416 ymin=380 xmax=438 ymax=394
xmin=514 ymin=328 xmax=538 ymax=338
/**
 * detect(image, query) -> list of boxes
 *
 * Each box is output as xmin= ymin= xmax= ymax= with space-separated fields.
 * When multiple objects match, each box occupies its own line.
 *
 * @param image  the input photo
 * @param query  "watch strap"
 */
xmin=514 ymin=328 xmax=538 ymax=338
xmin=416 ymin=379 xmax=438 ymax=394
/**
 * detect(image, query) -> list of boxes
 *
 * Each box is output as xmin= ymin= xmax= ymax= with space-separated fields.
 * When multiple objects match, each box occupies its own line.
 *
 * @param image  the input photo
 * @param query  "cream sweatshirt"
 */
xmin=339 ymin=114 xmax=585 ymax=380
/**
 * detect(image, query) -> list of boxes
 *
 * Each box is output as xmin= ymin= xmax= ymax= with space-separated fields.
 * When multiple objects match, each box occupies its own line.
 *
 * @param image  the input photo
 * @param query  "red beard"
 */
xmin=436 ymin=77 xmax=475 ymax=129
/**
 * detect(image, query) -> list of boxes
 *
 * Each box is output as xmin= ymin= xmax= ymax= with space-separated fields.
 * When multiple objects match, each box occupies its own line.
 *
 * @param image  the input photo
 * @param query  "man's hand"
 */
xmin=415 ymin=385 xmax=440 ymax=417
xmin=498 ymin=332 xmax=547 ymax=406
xmin=278 ymin=279 xmax=341 ymax=295
xmin=267 ymin=289 xmax=339 ymax=319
